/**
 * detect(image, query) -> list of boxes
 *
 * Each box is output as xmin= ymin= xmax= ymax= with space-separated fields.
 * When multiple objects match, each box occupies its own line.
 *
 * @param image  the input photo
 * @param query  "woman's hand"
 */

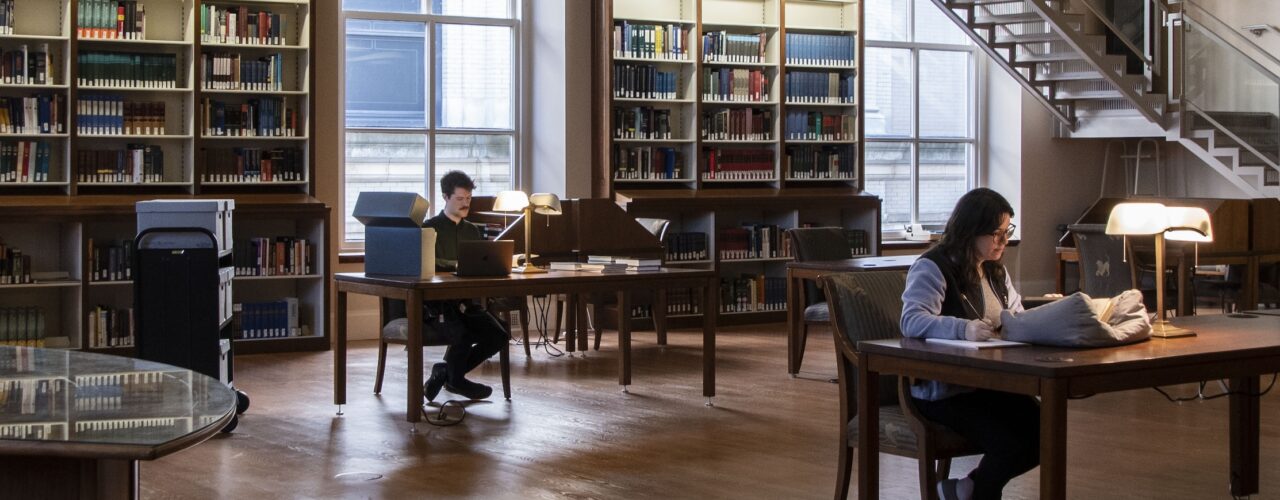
xmin=964 ymin=318 xmax=997 ymax=341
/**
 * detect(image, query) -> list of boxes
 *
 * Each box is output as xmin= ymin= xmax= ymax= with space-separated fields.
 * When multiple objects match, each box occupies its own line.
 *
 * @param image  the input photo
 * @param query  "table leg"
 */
xmin=856 ymin=358 xmax=879 ymax=500
xmin=565 ymin=294 xmax=577 ymax=353
xmin=787 ymin=272 xmax=801 ymax=375
xmin=1178 ymin=259 xmax=1191 ymax=316
xmin=406 ymin=290 xmax=423 ymax=423
xmin=1040 ymin=378 xmax=1069 ymax=500
xmin=704 ymin=277 xmax=717 ymax=401
xmin=334 ymin=290 xmax=347 ymax=408
xmin=618 ymin=290 xmax=632 ymax=389
xmin=1056 ymin=257 xmax=1066 ymax=296
xmin=1229 ymin=376 xmax=1261 ymax=497
xmin=577 ymin=295 xmax=590 ymax=354
xmin=655 ymin=288 xmax=668 ymax=345
xmin=1242 ymin=257 xmax=1261 ymax=312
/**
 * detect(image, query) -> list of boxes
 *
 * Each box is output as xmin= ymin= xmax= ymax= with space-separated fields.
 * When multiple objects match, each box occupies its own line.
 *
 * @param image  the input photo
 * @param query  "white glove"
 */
xmin=964 ymin=319 xmax=997 ymax=342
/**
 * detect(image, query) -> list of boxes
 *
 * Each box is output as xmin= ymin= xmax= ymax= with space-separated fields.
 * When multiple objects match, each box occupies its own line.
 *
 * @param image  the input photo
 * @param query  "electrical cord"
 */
xmin=423 ymin=400 xmax=466 ymax=426
xmin=507 ymin=295 xmax=566 ymax=357
xmin=1151 ymin=373 xmax=1278 ymax=403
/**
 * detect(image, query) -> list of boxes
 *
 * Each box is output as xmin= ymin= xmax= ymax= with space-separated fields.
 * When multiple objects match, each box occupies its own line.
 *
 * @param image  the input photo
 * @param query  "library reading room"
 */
xmin=1 ymin=0 xmax=1279 ymax=498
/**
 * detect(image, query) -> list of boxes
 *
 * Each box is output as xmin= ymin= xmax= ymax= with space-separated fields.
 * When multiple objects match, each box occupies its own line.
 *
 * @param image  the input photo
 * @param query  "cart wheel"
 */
xmin=222 ymin=415 xmax=238 ymax=433
xmin=236 ymin=390 xmax=250 ymax=414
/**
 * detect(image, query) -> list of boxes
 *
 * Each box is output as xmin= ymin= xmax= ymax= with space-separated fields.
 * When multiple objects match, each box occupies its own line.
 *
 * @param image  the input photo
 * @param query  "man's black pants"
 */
xmin=914 ymin=389 xmax=1040 ymax=500
xmin=425 ymin=301 xmax=508 ymax=382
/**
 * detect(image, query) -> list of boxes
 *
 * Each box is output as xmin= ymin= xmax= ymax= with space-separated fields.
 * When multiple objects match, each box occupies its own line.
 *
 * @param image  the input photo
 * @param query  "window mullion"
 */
xmin=426 ymin=20 xmax=438 ymax=201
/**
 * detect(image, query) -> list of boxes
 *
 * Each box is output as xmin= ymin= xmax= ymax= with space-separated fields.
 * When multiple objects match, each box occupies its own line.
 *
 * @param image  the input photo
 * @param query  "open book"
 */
xmin=924 ymin=338 xmax=1028 ymax=350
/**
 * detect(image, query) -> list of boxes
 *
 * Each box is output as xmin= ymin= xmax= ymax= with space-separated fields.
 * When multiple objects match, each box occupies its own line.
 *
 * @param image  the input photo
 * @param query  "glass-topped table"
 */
xmin=0 ymin=346 xmax=235 ymax=499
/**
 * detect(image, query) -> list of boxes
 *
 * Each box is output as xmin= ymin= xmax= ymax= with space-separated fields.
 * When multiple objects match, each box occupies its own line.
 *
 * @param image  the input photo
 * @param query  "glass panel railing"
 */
xmin=1182 ymin=11 xmax=1280 ymax=169
xmin=1072 ymin=0 xmax=1160 ymax=78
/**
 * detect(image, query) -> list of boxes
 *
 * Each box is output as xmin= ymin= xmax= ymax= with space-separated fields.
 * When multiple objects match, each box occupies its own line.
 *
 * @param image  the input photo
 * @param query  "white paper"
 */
xmin=924 ymin=338 xmax=1029 ymax=350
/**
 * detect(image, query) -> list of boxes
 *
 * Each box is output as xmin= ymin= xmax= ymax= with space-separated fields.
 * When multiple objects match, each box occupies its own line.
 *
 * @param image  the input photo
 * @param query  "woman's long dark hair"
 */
xmin=934 ymin=187 xmax=1014 ymax=292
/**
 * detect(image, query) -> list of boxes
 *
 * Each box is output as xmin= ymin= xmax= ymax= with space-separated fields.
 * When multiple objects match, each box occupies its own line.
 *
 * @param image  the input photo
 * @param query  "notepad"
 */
xmin=925 ymin=338 xmax=1029 ymax=350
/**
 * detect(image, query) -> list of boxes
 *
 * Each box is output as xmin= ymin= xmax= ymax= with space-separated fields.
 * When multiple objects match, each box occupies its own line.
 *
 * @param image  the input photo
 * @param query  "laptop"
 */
xmin=455 ymin=240 xmax=514 ymax=277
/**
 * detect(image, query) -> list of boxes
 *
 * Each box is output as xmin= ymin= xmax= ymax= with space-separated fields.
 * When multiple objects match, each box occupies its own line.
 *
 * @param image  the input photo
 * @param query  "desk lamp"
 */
xmin=1106 ymin=202 xmax=1213 ymax=337
xmin=493 ymin=191 xmax=562 ymax=273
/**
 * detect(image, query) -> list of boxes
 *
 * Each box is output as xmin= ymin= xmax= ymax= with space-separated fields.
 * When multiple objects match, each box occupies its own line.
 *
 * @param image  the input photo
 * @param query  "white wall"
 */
xmin=528 ymin=0 xmax=593 ymax=198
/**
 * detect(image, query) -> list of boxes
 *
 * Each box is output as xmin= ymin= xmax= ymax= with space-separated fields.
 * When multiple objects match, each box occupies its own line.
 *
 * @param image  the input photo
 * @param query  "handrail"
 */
xmin=1182 ymin=0 xmax=1280 ymax=77
xmin=1072 ymin=0 xmax=1161 ymax=77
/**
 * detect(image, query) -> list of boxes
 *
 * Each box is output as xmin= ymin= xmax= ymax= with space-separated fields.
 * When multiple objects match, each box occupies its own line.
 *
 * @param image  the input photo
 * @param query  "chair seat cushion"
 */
xmin=382 ymin=318 xmax=450 ymax=345
xmin=803 ymin=302 xmax=829 ymax=323
xmin=847 ymin=405 xmax=978 ymax=457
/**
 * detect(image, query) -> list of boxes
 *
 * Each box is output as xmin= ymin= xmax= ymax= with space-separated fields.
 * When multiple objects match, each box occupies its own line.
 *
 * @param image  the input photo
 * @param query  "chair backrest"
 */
xmin=635 ymin=217 xmax=671 ymax=241
xmin=822 ymin=270 xmax=909 ymax=408
xmin=1070 ymin=223 xmax=1136 ymax=298
xmin=788 ymin=227 xmax=853 ymax=305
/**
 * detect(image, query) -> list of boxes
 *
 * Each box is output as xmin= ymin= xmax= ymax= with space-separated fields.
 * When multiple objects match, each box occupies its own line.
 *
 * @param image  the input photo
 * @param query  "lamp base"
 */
xmin=511 ymin=265 xmax=547 ymax=274
xmin=1151 ymin=320 xmax=1195 ymax=338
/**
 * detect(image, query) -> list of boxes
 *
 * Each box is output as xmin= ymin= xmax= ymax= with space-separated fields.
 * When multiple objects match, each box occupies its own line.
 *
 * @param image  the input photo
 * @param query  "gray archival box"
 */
xmin=353 ymin=192 xmax=436 ymax=279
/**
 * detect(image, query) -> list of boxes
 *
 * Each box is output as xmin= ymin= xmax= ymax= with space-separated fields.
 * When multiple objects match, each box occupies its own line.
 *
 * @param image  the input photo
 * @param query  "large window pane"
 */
xmin=434 ymin=134 xmax=513 ymax=196
xmin=866 ymin=0 xmax=909 ymax=42
xmin=436 ymin=25 xmax=513 ymax=129
xmin=864 ymin=47 xmax=913 ymax=138
xmin=344 ymin=133 xmax=429 ymax=242
xmin=864 ymin=142 xmax=914 ymax=226
xmin=918 ymin=143 xmax=970 ymax=225
xmin=345 ymin=20 xmax=427 ymax=128
xmin=919 ymin=50 xmax=970 ymax=138
xmin=432 ymin=0 xmax=511 ymax=18
xmin=344 ymin=0 xmax=423 ymax=14
xmin=914 ymin=0 xmax=970 ymax=45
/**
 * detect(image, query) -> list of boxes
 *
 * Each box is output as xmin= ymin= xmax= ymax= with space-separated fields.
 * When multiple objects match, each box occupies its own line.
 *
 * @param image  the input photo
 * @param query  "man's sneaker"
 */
xmin=445 ymin=377 xmax=493 ymax=400
xmin=424 ymin=363 xmax=448 ymax=402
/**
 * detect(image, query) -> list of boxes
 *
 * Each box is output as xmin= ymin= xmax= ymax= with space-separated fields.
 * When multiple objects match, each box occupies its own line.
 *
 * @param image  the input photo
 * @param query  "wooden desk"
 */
xmin=334 ymin=269 xmax=719 ymax=423
xmin=855 ymin=314 xmax=1280 ymax=500
xmin=785 ymin=255 xmax=918 ymax=375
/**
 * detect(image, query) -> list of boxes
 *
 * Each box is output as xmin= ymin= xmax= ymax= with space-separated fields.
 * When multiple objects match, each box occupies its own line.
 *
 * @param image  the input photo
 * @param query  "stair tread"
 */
xmin=1032 ymin=71 xmax=1103 ymax=81
xmin=974 ymin=12 xmax=1042 ymax=25
xmin=949 ymin=0 xmax=1025 ymax=5
xmin=995 ymin=32 xmax=1062 ymax=44
xmin=1015 ymin=52 xmax=1084 ymax=63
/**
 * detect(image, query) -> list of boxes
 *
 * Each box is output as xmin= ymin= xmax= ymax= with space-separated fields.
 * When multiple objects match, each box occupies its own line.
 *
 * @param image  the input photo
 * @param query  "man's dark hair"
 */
xmin=440 ymin=170 xmax=476 ymax=198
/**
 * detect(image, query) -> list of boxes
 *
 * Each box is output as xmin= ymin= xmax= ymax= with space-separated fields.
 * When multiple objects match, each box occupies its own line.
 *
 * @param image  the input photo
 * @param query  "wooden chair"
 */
xmin=373 ymin=298 xmax=512 ymax=400
xmin=786 ymin=227 xmax=853 ymax=374
xmin=822 ymin=271 xmax=981 ymax=500
xmin=1071 ymin=223 xmax=1173 ymax=315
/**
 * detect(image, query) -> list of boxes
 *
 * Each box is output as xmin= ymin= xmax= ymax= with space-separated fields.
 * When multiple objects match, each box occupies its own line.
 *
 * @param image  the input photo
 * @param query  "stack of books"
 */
xmin=588 ymin=255 xmax=661 ymax=272
xmin=549 ymin=261 xmax=627 ymax=274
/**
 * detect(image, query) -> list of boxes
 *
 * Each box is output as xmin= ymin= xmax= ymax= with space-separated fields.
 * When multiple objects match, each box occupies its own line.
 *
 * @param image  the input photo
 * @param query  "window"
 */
xmin=342 ymin=0 xmax=519 ymax=243
xmin=863 ymin=0 xmax=976 ymax=231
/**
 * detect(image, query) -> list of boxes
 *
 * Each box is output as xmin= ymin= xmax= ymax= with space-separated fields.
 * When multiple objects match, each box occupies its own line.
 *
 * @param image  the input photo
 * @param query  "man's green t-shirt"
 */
xmin=424 ymin=211 xmax=484 ymax=272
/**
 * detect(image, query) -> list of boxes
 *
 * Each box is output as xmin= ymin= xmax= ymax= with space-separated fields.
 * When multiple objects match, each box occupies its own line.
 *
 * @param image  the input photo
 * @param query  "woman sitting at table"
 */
xmin=900 ymin=187 xmax=1038 ymax=500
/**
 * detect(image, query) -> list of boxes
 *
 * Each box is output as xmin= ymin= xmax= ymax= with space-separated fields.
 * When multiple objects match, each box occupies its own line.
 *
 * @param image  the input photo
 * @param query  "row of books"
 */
xmin=75 ymin=96 xmax=166 ymax=136
xmin=0 ymin=307 xmax=44 ymax=346
xmin=703 ymin=68 xmax=769 ymax=103
xmin=0 ymin=244 xmax=31 ymax=284
xmin=88 ymin=239 xmax=133 ymax=282
xmin=785 ymin=145 xmax=857 ymax=180
xmin=718 ymin=224 xmax=792 ymax=260
xmin=0 ymin=423 xmax=64 ymax=440
xmin=0 ymin=140 xmax=53 ymax=183
xmin=72 ymin=372 xmax=169 ymax=411
xmin=612 ymin=64 xmax=678 ymax=100
xmin=0 ymin=1 xmax=12 ymax=35
xmin=0 ymin=94 xmax=65 ymax=135
xmin=200 ymin=5 xmax=288 ymax=46
xmin=612 ymin=145 xmax=683 ymax=180
xmin=629 ymin=288 xmax=704 ymax=318
xmin=666 ymin=232 xmax=709 ymax=262
xmin=785 ymin=111 xmax=854 ymax=141
xmin=77 ymin=52 xmax=177 ymax=88
xmin=784 ymin=71 xmax=856 ymax=104
xmin=703 ymin=148 xmax=774 ymax=180
xmin=612 ymin=22 xmax=690 ymax=60
xmin=201 ymin=147 xmax=304 ymax=183
xmin=76 ymin=0 xmax=146 ymax=40
xmin=87 ymin=305 xmax=133 ymax=348
xmin=784 ymin=33 xmax=856 ymax=66
xmin=702 ymin=31 xmax=767 ymax=64
xmin=201 ymin=97 xmax=298 ymax=137
xmin=720 ymin=275 xmax=787 ymax=313
xmin=233 ymin=236 xmax=314 ymax=276
xmin=77 ymin=144 xmax=166 ymax=184
xmin=0 ymin=379 xmax=62 ymax=417
xmin=202 ymin=52 xmax=285 ymax=91
xmin=232 ymin=298 xmax=301 ymax=339
xmin=613 ymin=106 xmax=673 ymax=140
xmin=703 ymin=108 xmax=773 ymax=141
xmin=0 ymin=45 xmax=52 ymax=85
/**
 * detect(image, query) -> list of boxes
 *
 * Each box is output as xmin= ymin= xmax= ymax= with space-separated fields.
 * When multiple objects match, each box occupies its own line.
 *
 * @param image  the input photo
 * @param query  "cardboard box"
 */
xmin=353 ymin=192 xmax=436 ymax=279
xmin=136 ymin=199 xmax=236 ymax=252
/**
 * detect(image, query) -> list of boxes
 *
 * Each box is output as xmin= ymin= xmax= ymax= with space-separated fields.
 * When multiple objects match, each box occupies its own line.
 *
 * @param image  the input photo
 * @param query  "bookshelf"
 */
xmin=601 ymin=0 xmax=872 ymax=326
xmin=0 ymin=0 xmax=322 ymax=355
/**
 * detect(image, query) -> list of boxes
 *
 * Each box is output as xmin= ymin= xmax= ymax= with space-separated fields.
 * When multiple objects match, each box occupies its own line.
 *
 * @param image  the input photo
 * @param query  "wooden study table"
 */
xmin=334 ymin=268 xmax=720 ymax=423
xmin=785 ymin=255 xmax=919 ymax=375
xmin=854 ymin=314 xmax=1280 ymax=500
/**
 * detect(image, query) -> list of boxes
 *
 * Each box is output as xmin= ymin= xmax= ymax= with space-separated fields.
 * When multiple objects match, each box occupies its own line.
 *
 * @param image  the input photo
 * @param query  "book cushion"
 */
xmin=1000 ymin=290 xmax=1151 ymax=347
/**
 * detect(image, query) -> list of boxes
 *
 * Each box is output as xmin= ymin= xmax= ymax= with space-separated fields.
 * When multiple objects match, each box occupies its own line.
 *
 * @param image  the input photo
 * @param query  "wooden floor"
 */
xmin=142 ymin=324 xmax=1280 ymax=499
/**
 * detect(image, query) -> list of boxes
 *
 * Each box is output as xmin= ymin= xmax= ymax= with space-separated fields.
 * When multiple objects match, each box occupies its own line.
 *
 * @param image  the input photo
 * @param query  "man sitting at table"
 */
xmin=421 ymin=170 xmax=508 ymax=402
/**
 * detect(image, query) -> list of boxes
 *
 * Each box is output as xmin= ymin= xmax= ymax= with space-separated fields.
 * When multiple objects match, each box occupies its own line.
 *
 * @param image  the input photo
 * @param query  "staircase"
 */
xmin=1177 ymin=112 xmax=1280 ymax=198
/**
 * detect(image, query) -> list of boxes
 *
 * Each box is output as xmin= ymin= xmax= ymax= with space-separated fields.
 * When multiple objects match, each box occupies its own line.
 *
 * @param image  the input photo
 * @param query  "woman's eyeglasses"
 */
xmin=990 ymin=224 xmax=1016 ymax=242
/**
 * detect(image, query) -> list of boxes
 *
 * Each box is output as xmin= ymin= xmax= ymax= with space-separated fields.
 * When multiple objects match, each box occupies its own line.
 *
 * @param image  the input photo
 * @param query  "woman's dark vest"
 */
xmin=920 ymin=246 xmax=1009 ymax=320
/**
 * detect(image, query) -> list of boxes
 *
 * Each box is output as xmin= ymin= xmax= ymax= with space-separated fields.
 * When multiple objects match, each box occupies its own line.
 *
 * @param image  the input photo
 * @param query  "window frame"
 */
xmin=339 ymin=2 xmax=524 ymax=248
xmin=864 ymin=0 xmax=980 ymax=239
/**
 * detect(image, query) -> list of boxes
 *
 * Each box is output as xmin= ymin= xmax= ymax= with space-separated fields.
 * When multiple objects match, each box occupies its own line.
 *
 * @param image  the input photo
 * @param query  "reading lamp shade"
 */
xmin=492 ymin=190 xmax=529 ymax=213
xmin=1105 ymin=202 xmax=1167 ymax=235
xmin=1164 ymin=206 xmax=1214 ymax=242
xmin=529 ymin=193 xmax=562 ymax=215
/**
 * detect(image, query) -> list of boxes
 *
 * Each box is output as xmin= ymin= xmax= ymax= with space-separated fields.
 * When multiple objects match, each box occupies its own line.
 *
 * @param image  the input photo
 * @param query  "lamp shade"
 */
xmin=492 ymin=190 xmax=529 ymax=213
xmin=1164 ymin=206 xmax=1214 ymax=242
xmin=529 ymin=193 xmax=562 ymax=215
xmin=1105 ymin=202 xmax=1168 ymax=235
